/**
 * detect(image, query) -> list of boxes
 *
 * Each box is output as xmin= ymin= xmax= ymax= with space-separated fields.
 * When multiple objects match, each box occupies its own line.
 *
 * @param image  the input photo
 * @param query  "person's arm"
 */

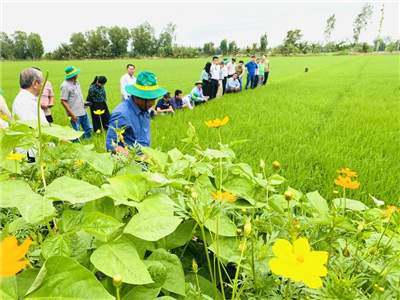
xmin=48 ymin=82 xmax=55 ymax=107
xmin=0 ymin=95 xmax=12 ymax=118
xmin=120 ymin=76 xmax=128 ymax=99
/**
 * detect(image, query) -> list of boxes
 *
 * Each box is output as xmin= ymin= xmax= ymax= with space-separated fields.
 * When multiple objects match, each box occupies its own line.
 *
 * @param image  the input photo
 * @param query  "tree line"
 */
xmin=1 ymin=4 xmax=399 ymax=61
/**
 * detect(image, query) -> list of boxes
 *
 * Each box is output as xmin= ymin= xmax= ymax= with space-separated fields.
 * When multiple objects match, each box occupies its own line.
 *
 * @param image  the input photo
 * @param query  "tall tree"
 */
xmin=85 ymin=26 xmax=110 ymax=58
xmin=203 ymin=43 xmax=211 ymax=56
xmin=283 ymin=29 xmax=302 ymax=54
xmin=0 ymin=32 xmax=15 ymax=59
xmin=228 ymin=40 xmax=237 ymax=55
xmin=323 ymin=14 xmax=336 ymax=51
xmin=108 ymin=26 xmax=130 ymax=57
xmin=376 ymin=4 xmax=384 ymax=52
xmin=27 ymin=33 xmax=44 ymax=59
xmin=353 ymin=3 xmax=373 ymax=44
xmin=220 ymin=39 xmax=228 ymax=56
xmin=157 ymin=23 xmax=176 ymax=57
xmin=70 ymin=32 xmax=88 ymax=59
xmin=12 ymin=31 xmax=30 ymax=59
xmin=131 ymin=22 xmax=157 ymax=56
xmin=260 ymin=33 xmax=268 ymax=53
xmin=251 ymin=43 xmax=258 ymax=55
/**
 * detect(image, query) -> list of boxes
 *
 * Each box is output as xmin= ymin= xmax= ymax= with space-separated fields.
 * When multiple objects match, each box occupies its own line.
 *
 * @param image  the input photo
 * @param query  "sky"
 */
xmin=1 ymin=1 xmax=399 ymax=52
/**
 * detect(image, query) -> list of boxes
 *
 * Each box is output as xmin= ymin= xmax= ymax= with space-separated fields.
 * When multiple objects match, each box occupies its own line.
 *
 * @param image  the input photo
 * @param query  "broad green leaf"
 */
xmin=223 ymin=178 xmax=254 ymax=202
xmin=333 ymin=198 xmax=369 ymax=211
xmin=143 ymin=261 xmax=167 ymax=288
xmin=79 ymin=146 xmax=114 ymax=175
xmin=13 ymin=190 xmax=56 ymax=224
xmin=25 ymin=256 xmax=114 ymax=299
xmin=70 ymin=233 xmax=88 ymax=263
xmin=0 ymin=124 xmax=36 ymax=161
xmin=122 ymin=286 xmax=160 ymax=300
xmin=45 ymin=177 xmax=109 ymax=204
xmin=18 ymin=119 xmax=50 ymax=129
xmin=82 ymin=197 xmax=116 ymax=218
xmin=203 ymin=149 xmax=231 ymax=159
xmin=268 ymin=174 xmax=287 ymax=185
xmin=17 ymin=269 xmax=40 ymax=299
xmin=82 ymin=212 xmax=124 ymax=242
xmin=163 ymin=219 xmax=196 ymax=250
xmin=101 ymin=184 xmax=141 ymax=208
xmin=41 ymin=123 xmax=84 ymax=140
xmin=8 ymin=218 xmax=30 ymax=233
xmin=209 ymin=237 xmax=239 ymax=263
xmin=335 ymin=220 xmax=357 ymax=232
xmin=269 ymin=195 xmax=285 ymax=214
xmin=0 ymin=275 xmax=18 ymax=300
xmin=205 ymin=215 xmax=237 ymax=237
xmin=0 ymin=180 xmax=31 ymax=208
xmin=185 ymin=274 xmax=222 ymax=299
xmin=90 ymin=237 xmax=152 ymax=285
xmin=139 ymin=193 xmax=175 ymax=217
xmin=167 ymin=159 xmax=190 ymax=176
xmin=147 ymin=249 xmax=186 ymax=296
xmin=141 ymin=147 xmax=169 ymax=170
xmin=116 ymin=160 xmax=143 ymax=176
xmin=124 ymin=212 xmax=182 ymax=241
xmin=59 ymin=210 xmax=86 ymax=233
xmin=107 ymin=174 xmax=149 ymax=201
xmin=140 ymin=172 xmax=172 ymax=188
xmin=41 ymin=234 xmax=71 ymax=259
xmin=168 ymin=148 xmax=183 ymax=162
xmin=1 ymin=159 xmax=21 ymax=174
xmin=311 ymin=214 xmax=332 ymax=226
xmin=307 ymin=191 xmax=329 ymax=215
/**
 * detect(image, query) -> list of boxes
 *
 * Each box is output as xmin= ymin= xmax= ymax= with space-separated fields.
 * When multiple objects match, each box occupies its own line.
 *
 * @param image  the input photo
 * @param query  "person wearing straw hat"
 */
xmin=190 ymin=80 xmax=208 ymax=103
xmin=106 ymin=71 xmax=167 ymax=156
xmin=61 ymin=65 xmax=93 ymax=140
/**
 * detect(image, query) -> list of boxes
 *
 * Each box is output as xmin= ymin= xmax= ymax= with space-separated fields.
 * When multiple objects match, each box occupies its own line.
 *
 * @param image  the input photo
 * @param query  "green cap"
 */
xmin=0 ymin=88 xmax=2 ymax=94
xmin=223 ymin=57 xmax=230 ymax=64
xmin=125 ymin=71 xmax=168 ymax=100
xmin=194 ymin=80 xmax=203 ymax=86
xmin=64 ymin=66 xmax=81 ymax=80
xmin=190 ymin=92 xmax=199 ymax=102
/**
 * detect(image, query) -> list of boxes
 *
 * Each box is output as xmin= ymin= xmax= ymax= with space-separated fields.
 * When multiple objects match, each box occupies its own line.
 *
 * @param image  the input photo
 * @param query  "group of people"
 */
xmin=1 ymin=55 xmax=270 ymax=159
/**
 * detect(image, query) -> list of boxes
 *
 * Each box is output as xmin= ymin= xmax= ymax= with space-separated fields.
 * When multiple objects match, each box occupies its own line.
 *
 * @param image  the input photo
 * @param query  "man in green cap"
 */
xmin=190 ymin=80 xmax=208 ymax=103
xmin=106 ymin=71 xmax=167 ymax=156
xmin=61 ymin=66 xmax=93 ymax=140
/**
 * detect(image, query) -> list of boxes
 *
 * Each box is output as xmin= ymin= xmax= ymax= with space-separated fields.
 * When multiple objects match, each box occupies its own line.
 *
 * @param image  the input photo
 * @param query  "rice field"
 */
xmin=1 ymin=54 xmax=399 ymax=205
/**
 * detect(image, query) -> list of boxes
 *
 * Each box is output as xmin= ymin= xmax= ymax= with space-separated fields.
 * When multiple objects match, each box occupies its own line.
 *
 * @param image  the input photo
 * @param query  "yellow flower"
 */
xmin=336 ymin=168 xmax=358 ymax=178
xmin=75 ymin=159 xmax=83 ymax=166
xmin=269 ymin=238 xmax=328 ymax=289
xmin=334 ymin=175 xmax=360 ymax=189
xmin=6 ymin=152 xmax=25 ymax=161
xmin=211 ymin=190 xmax=237 ymax=203
xmin=68 ymin=117 xmax=71 ymax=121
xmin=204 ymin=116 xmax=229 ymax=128
xmin=0 ymin=114 xmax=8 ymax=119
xmin=387 ymin=205 xmax=400 ymax=212
xmin=42 ymin=163 xmax=47 ymax=168
xmin=96 ymin=129 xmax=101 ymax=134
xmin=1 ymin=235 xmax=32 ymax=278
xmin=93 ymin=110 xmax=105 ymax=115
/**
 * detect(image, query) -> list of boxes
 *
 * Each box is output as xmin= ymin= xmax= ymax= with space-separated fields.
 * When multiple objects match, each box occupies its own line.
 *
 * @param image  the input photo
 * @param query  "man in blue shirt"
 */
xmin=106 ymin=71 xmax=167 ymax=156
xmin=225 ymin=73 xmax=240 ymax=93
xmin=245 ymin=56 xmax=258 ymax=90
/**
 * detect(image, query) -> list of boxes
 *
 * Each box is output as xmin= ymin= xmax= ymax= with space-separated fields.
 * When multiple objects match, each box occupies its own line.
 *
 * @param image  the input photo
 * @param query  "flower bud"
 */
xmin=293 ymin=219 xmax=298 ymax=225
xmin=184 ymin=185 xmax=191 ymax=192
xmin=162 ymin=136 xmax=165 ymax=140
xmin=244 ymin=222 xmax=252 ymax=236
xmin=255 ymin=218 xmax=260 ymax=223
xmin=374 ymin=284 xmax=378 ymax=288
xmin=306 ymin=297 xmax=310 ymax=300
xmin=238 ymin=241 xmax=246 ymax=253
xmin=284 ymin=191 xmax=294 ymax=201
xmin=25 ymin=178 xmax=29 ymax=182
xmin=272 ymin=161 xmax=280 ymax=169
xmin=381 ymin=209 xmax=392 ymax=219
xmin=379 ymin=287 xmax=385 ymax=292
xmin=192 ymin=259 xmax=198 ymax=273
xmin=113 ymin=275 xmax=122 ymax=287
xmin=369 ymin=247 xmax=377 ymax=255
xmin=333 ymin=190 xmax=339 ymax=195
xmin=357 ymin=223 xmax=365 ymax=231
xmin=191 ymin=191 xmax=198 ymax=199
xmin=236 ymin=229 xmax=242 ymax=234
xmin=194 ymin=172 xmax=199 ymax=178
xmin=260 ymin=159 xmax=265 ymax=168
xmin=241 ymin=208 xmax=247 ymax=213
xmin=42 ymin=163 xmax=47 ymax=168
xmin=275 ymin=279 xmax=280 ymax=284
xmin=295 ymin=224 xmax=301 ymax=230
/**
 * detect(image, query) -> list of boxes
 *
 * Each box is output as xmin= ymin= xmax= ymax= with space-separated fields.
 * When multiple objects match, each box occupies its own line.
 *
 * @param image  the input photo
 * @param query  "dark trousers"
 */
xmin=90 ymin=102 xmax=110 ymax=132
xmin=210 ymin=79 xmax=219 ymax=99
xmin=245 ymin=75 xmax=255 ymax=90
xmin=203 ymin=80 xmax=212 ymax=98
xmin=222 ymin=77 xmax=227 ymax=95
xmin=263 ymin=71 xmax=269 ymax=85
xmin=253 ymin=75 xmax=258 ymax=88
xmin=227 ymin=74 xmax=233 ymax=79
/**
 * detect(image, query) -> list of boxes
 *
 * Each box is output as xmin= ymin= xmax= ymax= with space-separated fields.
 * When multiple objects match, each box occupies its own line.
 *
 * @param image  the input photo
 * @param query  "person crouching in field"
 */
xmin=87 ymin=76 xmax=110 ymax=132
xmin=200 ymin=63 xmax=212 ymax=99
xmin=170 ymin=90 xmax=189 ymax=110
xmin=61 ymin=66 xmax=93 ymax=141
xmin=225 ymin=73 xmax=240 ymax=93
xmin=156 ymin=92 xmax=174 ymax=115
xmin=257 ymin=57 xmax=265 ymax=87
xmin=106 ymin=71 xmax=167 ymax=156
xmin=191 ymin=80 xmax=209 ymax=103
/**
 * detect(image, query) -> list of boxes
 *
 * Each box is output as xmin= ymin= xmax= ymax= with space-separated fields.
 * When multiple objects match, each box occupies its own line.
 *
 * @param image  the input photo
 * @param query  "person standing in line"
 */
xmin=257 ymin=57 xmax=265 ymax=87
xmin=200 ymin=62 xmax=212 ymax=99
xmin=120 ymin=64 xmax=136 ymax=100
xmin=61 ymin=66 xmax=93 ymax=140
xmin=227 ymin=57 xmax=236 ymax=79
xmin=87 ymin=75 xmax=110 ymax=132
xmin=253 ymin=58 xmax=261 ymax=89
xmin=222 ymin=57 xmax=229 ymax=94
xmin=210 ymin=56 xmax=220 ymax=99
xmin=263 ymin=54 xmax=271 ymax=85
xmin=216 ymin=61 xmax=224 ymax=98
xmin=235 ymin=60 xmax=245 ymax=91
xmin=245 ymin=56 xmax=258 ymax=90
xmin=33 ymin=67 xmax=55 ymax=123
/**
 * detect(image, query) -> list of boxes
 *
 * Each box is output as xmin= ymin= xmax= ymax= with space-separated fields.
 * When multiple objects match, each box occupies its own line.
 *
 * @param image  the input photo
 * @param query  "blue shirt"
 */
xmin=106 ymin=97 xmax=151 ymax=152
xmin=245 ymin=61 xmax=258 ymax=77
xmin=226 ymin=78 xmax=240 ymax=89
xmin=190 ymin=86 xmax=205 ymax=101
xmin=170 ymin=96 xmax=183 ymax=109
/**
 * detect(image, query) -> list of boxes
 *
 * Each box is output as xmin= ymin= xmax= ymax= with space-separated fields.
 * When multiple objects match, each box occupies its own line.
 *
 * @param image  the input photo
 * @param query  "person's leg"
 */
xmin=264 ymin=71 xmax=269 ymax=84
xmin=258 ymin=75 xmax=264 ymax=87
xmin=70 ymin=117 xmax=81 ymax=143
xmin=212 ymin=80 xmax=218 ymax=98
xmin=90 ymin=103 xmax=101 ymax=132
xmin=80 ymin=113 xmax=93 ymax=140
xmin=102 ymin=103 xmax=110 ymax=130
xmin=45 ymin=115 xmax=53 ymax=123
xmin=239 ymin=77 xmax=243 ymax=91
xmin=245 ymin=76 xmax=250 ymax=90
xmin=209 ymin=81 xmax=215 ymax=99
xmin=253 ymin=75 xmax=258 ymax=89
xmin=250 ymin=76 xmax=255 ymax=89
xmin=222 ymin=77 xmax=227 ymax=95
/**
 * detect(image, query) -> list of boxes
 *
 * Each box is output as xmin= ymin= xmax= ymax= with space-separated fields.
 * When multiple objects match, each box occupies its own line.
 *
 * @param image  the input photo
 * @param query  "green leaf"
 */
xmin=147 ymin=249 xmax=186 ymax=296
xmin=203 ymin=149 xmax=231 ymax=159
xmin=1 ymin=159 xmax=21 ymax=174
xmin=101 ymin=184 xmax=142 ymax=208
xmin=269 ymin=195 xmax=285 ymax=214
xmin=25 ymin=256 xmax=114 ymax=299
xmin=82 ymin=212 xmax=124 ymax=242
xmin=70 ymin=233 xmax=88 ymax=263
xmin=333 ymin=198 xmax=369 ymax=211
xmin=59 ymin=210 xmax=86 ymax=233
xmin=209 ymin=237 xmax=238 ymax=263
xmin=223 ymin=178 xmax=254 ymax=203
xmin=45 ymin=177 xmax=109 ymax=204
xmin=0 ymin=276 xmax=18 ymax=300
xmin=13 ymin=189 xmax=56 ymax=224
xmin=141 ymin=147 xmax=169 ymax=170
xmin=41 ymin=123 xmax=84 ymax=140
xmin=107 ymin=174 xmax=149 ymax=201
xmin=139 ymin=193 xmax=175 ymax=217
xmin=168 ymin=148 xmax=183 ymax=162
xmin=17 ymin=269 xmax=40 ymax=299
xmin=90 ymin=237 xmax=153 ymax=285
xmin=307 ymin=191 xmax=329 ymax=215
xmin=311 ymin=214 xmax=332 ymax=226
xmin=8 ymin=218 xmax=30 ymax=233
xmin=143 ymin=261 xmax=168 ymax=288
xmin=167 ymin=159 xmax=190 ymax=176
xmin=79 ymin=146 xmax=114 ymax=175
xmin=116 ymin=160 xmax=143 ymax=176
xmin=124 ymin=212 xmax=182 ymax=241
xmin=140 ymin=172 xmax=172 ymax=189
xmin=41 ymin=234 xmax=71 ymax=259
xmin=82 ymin=197 xmax=116 ymax=219
xmin=0 ymin=180 xmax=31 ymax=208
xmin=185 ymin=274 xmax=222 ymax=299
xmin=163 ymin=219 xmax=196 ymax=250
xmin=268 ymin=174 xmax=287 ymax=185
xmin=122 ymin=286 xmax=160 ymax=300
xmin=0 ymin=124 xmax=36 ymax=161
xmin=205 ymin=215 xmax=237 ymax=237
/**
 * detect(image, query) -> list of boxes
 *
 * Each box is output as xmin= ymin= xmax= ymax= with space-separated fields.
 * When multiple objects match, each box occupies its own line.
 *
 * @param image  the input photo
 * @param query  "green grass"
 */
xmin=1 ymin=55 xmax=399 ymax=205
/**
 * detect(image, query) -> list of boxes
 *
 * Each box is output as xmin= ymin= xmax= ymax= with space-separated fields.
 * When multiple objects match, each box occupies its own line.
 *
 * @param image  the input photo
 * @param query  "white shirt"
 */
xmin=222 ymin=65 xmax=228 ymax=77
xmin=210 ymin=63 xmax=220 ymax=80
xmin=120 ymin=73 xmax=137 ymax=99
xmin=227 ymin=61 xmax=236 ymax=75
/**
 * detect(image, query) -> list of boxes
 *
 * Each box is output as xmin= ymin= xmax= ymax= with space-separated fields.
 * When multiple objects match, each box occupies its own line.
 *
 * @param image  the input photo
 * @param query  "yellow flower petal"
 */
xmin=294 ymin=237 xmax=310 ymax=257
xmin=300 ymin=271 xmax=323 ymax=289
xmin=269 ymin=258 xmax=302 ymax=282
xmin=1 ymin=236 xmax=31 ymax=278
xmin=272 ymin=239 xmax=293 ymax=260
xmin=220 ymin=116 xmax=229 ymax=126
xmin=305 ymin=251 xmax=328 ymax=266
xmin=1 ymin=260 xmax=30 ymax=278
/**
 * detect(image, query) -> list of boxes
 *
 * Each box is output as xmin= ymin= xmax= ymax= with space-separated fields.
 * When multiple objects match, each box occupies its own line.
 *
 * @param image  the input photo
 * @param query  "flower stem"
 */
xmin=218 ymin=129 xmax=223 ymax=191
xmin=115 ymin=286 xmax=121 ymax=300
xmin=37 ymin=71 xmax=49 ymax=189
xmin=199 ymin=224 xmax=217 ymax=298
xmin=284 ymin=279 xmax=291 ymax=300
xmin=231 ymin=238 xmax=246 ymax=300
